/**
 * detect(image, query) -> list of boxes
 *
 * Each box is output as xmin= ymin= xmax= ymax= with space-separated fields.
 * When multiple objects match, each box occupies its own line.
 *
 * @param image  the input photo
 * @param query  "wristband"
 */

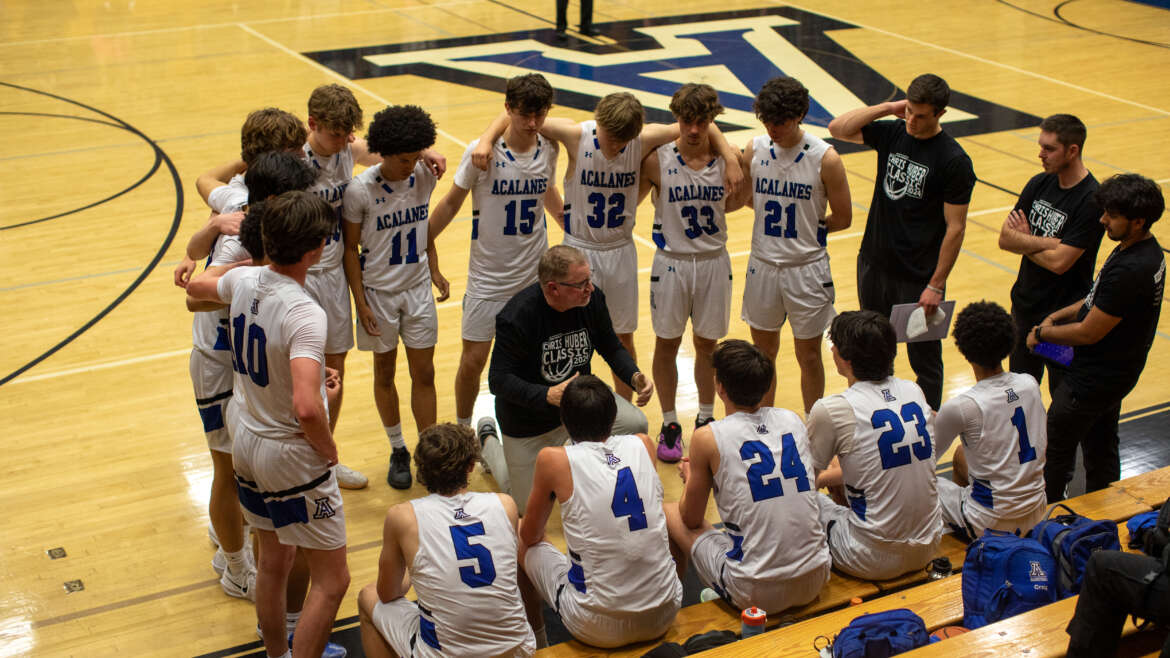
xmin=926 ymin=284 xmax=944 ymax=295
xmin=1034 ymin=326 xmax=1043 ymax=342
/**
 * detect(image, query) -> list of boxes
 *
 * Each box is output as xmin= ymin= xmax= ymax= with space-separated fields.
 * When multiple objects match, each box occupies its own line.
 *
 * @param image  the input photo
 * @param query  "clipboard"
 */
xmin=889 ymin=301 xmax=956 ymax=343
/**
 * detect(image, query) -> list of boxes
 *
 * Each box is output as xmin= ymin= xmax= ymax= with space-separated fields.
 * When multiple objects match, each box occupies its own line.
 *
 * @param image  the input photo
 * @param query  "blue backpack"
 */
xmin=961 ymin=529 xmax=1059 ymax=629
xmin=831 ymin=608 xmax=933 ymax=658
xmin=1028 ymin=502 xmax=1121 ymax=598
xmin=1127 ymin=511 xmax=1160 ymax=551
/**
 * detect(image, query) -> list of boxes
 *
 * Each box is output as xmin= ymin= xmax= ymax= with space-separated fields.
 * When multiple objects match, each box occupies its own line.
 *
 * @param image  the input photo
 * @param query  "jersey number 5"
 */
xmin=450 ymin=522 xmax=496 ymax=588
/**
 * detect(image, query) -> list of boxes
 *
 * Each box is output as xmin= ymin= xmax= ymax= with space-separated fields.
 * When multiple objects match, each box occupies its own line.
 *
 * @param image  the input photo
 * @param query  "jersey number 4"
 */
xmin=450 ymin=522 xmax=496 ymax=588
xmin=611 ymin=466 xmax=648 ymax=531
xmin=230 ymin=313 xmax=269 ymax=387
xmin=872 ymin=402 xmax=932 ymax=470
xmin=740 ymin=436 xmax=810 ymax=502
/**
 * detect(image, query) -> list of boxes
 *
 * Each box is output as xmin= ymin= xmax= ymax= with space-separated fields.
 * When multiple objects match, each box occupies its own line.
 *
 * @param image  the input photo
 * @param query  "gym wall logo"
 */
xmin=304 ymin=7 xmax=1040 ymax=150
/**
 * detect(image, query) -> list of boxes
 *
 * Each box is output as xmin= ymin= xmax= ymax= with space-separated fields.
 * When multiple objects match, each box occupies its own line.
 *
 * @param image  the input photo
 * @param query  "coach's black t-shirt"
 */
xmin=1068 ymin=237 xmax=1165 ymax=396
xmin=1010 ymin=171 xmax=1103 ymax=314
xmin=859 ymin=120 xmax=976 ymax=282
xmin=489 ymin=283 xmax=639 ymax=437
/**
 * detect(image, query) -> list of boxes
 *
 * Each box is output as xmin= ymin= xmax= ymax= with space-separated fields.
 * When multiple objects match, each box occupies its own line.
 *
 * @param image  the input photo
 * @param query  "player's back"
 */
xmin=304 ymin=142 xmax=354 ymax=272
xmin=562 ymin=120 xmax=642 ymax=247
xmin=838 ymin=377 xmax=941 ymax=545
xmin=652 ymin=144 xmax=727 ymax=254
xmin=709 ymin=408 xmax=830 ymax=584
xmin=560 ymin=435 xmax=681 ymax=614
xmin=461 ymin=137 xmax=557 ymax=300
xmin=958 ymin=371 xmax=1047 ymax=519
xmin=344 ymin=161 xmax=437 ymax=293
xmin=749 ymin=133 xmax=829 ymax=266
xmin=223 ymin=266 xmax=327 ymax=439
xmin=410 ymin=491 xmax=534 ymax=657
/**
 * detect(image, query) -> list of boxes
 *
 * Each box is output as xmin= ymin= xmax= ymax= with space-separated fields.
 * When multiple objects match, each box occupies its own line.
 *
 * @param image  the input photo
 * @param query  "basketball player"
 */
xmin=806 ymin=311 xmax=941 ymax=580
xmin=642 ymin=83 xmax=745 ymax=462
xmin=470 ymin=92 xmax=743 ymax=400
xmin=427 ymin=73 xmax=560 ymax=430
xmin=356 ymin=423 xmax=536 ymax=658
xmin=342 ymin=105 xmax=447 ymax=489
xmin=740 ymin=76 xmax=852 ymax=412
xmin=519 ymin=375 xmax=681 ymax=647
xmin=663 ymin=340 xmax=830 ymax=614
xmin=187 ymin=191 xmax=349 ymax=658
xmin=935 ymin=301 xmax=1047 ymax=539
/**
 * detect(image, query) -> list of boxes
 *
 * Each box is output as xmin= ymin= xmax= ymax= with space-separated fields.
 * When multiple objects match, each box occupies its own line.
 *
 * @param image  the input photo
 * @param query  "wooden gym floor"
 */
xmin=1 ymin=0 xmax=1168 ymax=655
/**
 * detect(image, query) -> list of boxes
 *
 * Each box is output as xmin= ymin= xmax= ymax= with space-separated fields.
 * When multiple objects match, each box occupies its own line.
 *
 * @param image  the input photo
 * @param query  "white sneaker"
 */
xmin=477 ymin=417 xmax=498 ymax=474
xmin=211 ymin=548 xmax=226 ymax=576
xmin=335 ymin=464 xmax=368 ymax=489
xmin=220 ymin=564 xmax=256 ymax=601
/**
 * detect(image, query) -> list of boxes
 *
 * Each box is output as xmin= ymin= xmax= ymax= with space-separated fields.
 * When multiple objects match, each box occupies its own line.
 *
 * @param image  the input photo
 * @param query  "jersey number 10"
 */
xmin=230 ymin=313 xmax=269 ymax=387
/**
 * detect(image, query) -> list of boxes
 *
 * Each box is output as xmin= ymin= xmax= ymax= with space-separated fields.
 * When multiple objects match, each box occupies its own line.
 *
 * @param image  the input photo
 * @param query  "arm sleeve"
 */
xmin=215 ymin=266 xmax=244 ymax=303
xmin=210 ymin=235 xmax=249 ymax=266
xmin=487 ymin=313 xmax=550 ymax=408
xmin=208 ymin=177 xmax=248 ymax=214
xmin=807 ymin=396 xmax=854 ymax=470
xmin=285 ymin=302 xmax=327 ymax=363
xmin=452 ymin=140 xmax=484 ymax=191
xmin=589 ymin=289 xmax=639 ymax=386
xmin=342 ymin=177 xmax=368 ymax=224
xmin=934 ymin=395 xmax=981 ymax=457
xmin=942 ymin=152 xmax=976 ymax=205
xmin=861 ymin=120 xmax=896 ymax=151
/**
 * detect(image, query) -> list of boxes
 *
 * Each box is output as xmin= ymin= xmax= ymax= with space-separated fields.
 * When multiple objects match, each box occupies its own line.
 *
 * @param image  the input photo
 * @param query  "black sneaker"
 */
xmin=388 ymin=447 xmax=412 ymax=489
xmin=476 ymin=417 xmax=498 ymax=474
xmin=695 ymin=416 xmax=713 ymax=429
xmin=656 ymin=422 xmax=684 ymax=462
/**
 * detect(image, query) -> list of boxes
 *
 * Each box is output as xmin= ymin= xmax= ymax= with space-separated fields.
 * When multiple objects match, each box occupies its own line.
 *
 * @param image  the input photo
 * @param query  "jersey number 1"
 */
xmin=230 ymin=313 xmax=269 ymax=387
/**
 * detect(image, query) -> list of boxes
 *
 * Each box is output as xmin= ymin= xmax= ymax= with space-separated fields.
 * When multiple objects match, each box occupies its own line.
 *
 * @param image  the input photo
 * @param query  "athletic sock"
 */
xmin=456 ymin=416 xmax=472 ymax=427
xmin=385 ymin=424 xmax=406 ymax=450
xmin=533 ymin=625 xmax=548 ymax=649
xmin=662 ymin=410 xmax=679 ymax=426
xmin=224 ymin=548 xmax=248 ymax=574
xmin=285 ymin=611 xmax=300 ymax=635
xmin=697 ymin=403 xmax=714 ymax=422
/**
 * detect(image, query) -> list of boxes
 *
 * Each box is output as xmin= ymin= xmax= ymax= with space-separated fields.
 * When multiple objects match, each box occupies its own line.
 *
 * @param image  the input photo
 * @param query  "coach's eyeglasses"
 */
xmin=556 ymin=277 xmax=593 ymax=290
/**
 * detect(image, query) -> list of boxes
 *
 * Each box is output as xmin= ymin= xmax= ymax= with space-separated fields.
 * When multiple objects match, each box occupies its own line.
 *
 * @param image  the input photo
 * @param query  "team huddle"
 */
xmin=175 ymin=70 xmax=1165 ymax=657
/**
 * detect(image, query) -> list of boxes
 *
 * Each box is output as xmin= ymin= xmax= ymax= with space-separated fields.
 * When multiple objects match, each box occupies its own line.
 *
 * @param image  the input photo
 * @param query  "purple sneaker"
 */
xmin=656 ymin=422 xmax=684 ymax=462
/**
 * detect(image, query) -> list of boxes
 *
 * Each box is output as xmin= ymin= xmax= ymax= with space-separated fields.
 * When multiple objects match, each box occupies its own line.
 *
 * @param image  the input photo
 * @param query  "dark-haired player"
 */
xmin=807 ymin=311 xmax=941 ymax=580
xmin=664 ymin=340 xmax=829 ymax=615
xmin=828 ymin=74 xmax=976 ymax=410
xmin=342 ymin=105 xmax=447 ymax=489
xmin=740 ymin=76 xmax=852 ymax=411
xmin=519 ymin=375 xmax=680 ymax=647
xmin=356 ymin=423 xmax=536 ymax=658
xmin=935 ymin=301 xmax=1047 ymax=539
xmin=1028 ymin=173 xmax=1165 ymax=500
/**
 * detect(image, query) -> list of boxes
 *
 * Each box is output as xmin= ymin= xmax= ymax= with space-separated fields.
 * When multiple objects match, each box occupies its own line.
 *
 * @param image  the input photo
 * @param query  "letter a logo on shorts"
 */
xmin=313 ymin=497 xmax=337 ymax=519
xmin=304 ymin=8 xmax=1039 ymax=148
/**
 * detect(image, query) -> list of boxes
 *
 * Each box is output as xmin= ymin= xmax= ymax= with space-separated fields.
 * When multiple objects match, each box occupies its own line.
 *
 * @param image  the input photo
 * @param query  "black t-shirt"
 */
xmin=859 ymin=120 xmax=976 ymax=281
xmin=1010 ymin=172 xmax=1104 ymax=314
xmin=488 ymin=283 xmax=639 ymax=437
xmin=1068 ymin=237 xmax=1165 ymax=396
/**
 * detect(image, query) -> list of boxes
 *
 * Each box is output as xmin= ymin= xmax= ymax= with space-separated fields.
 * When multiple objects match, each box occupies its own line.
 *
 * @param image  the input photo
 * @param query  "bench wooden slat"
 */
xmin=869 ymin=532 xmax=969 ymax=592
xmin=693 ymin=574 xmax=965 ymax=657
xmin=1111 ymin=465 xmax=1170 ymax=508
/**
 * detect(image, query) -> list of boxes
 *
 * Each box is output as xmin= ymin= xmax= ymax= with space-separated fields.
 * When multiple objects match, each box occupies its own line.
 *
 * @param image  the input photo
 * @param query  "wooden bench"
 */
xmin=691 ymin=574 xmax=965 ymax=657
xmin=1111 ymin=465 xmax=1170 ymax=508
xmin=868 ymin=532 xmax=969 ymax=593
xmin=536 ymin=571 xmax=879 ymax=657
xmin=1064 ymin=484 xmax=1156 ymax=521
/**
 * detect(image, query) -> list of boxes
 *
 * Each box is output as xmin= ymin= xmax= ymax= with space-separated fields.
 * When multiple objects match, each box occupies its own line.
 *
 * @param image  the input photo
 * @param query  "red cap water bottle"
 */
xmin=741 ymin=606 xmax=766 ymax=638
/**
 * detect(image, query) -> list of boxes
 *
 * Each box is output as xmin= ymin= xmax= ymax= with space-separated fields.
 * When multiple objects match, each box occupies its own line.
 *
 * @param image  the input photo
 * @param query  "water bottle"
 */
xmin=927 ymin=557 xmax=953 ymax=580
xmin=741 ymin=606 xmax=766 ymax=638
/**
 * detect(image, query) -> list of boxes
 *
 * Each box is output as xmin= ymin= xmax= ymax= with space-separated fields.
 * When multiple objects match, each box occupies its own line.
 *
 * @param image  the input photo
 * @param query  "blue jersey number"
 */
xmin=1011 ymin=406 xmax=1037 ymax=464
xmin=681 ymin=205 xmax=719 ymax=238
xmin=873 ymin=402 xmax=932 ymax=470
xmin=611 ymin=466 xmax=648 ymax=531
xmin=230 ymin=313 xmax=269 ymax=387
xmin=450 ymin=522 xmax=496 ymax=588
xmin=503 ymin=199 xmax=538 ymax=235
xmin=762 ymin=200 xmax=797 ymax=238
xmin=740 ymin=435 xmax=811 ymax=502
xmin=325 ymin=207 xmax=343 ymax=246
xmin=388 ymin=227 xmax=419 ymax=265
xmin=586 ymin=192 xmax=626 ymax=229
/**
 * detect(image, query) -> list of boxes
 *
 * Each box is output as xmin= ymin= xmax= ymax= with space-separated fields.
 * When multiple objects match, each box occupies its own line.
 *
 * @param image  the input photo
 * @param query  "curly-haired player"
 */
xmin=356 ymin=423 xmax=538 ymax=658
xmin=936 ymin=300 xmax=1048 ymax=540
xmin=342 ymin=105 xmax=447 ymax=489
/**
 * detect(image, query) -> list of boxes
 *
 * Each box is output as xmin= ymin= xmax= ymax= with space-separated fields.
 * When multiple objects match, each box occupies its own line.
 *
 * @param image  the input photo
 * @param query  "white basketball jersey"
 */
xmin=958 ymin=372 xmax=1048 ymax=518
xmin=208 ymin=174 xmax=249 ymax=214
xmin=455 ymin=137 xmax=557 ymax=300
xmin=343 ymin=161 xmax=438 ymax=293
xmin=218 ymin=266 xmax=328 ymax=439
xmin=304 ymin=142 xmax=355 ymax=273
xmin=410 ymin=492 xmax=534 ymax=657
xmin=749 ymin=133 xmax=830 ymax=267
xmin=560 ymin=435 xmax=681 ymax=614
xmin=562 ymin=121 xmax=643 ymax=248
xmin=652 ymin=145 xmax=728 ymax=254
xmin=192 ymin=234 xmax=252 ymax=358
xmin=837 ymin=378 xmax=941 ymax=545
xmin=709 ymin=409 xmax=831 ymax=585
